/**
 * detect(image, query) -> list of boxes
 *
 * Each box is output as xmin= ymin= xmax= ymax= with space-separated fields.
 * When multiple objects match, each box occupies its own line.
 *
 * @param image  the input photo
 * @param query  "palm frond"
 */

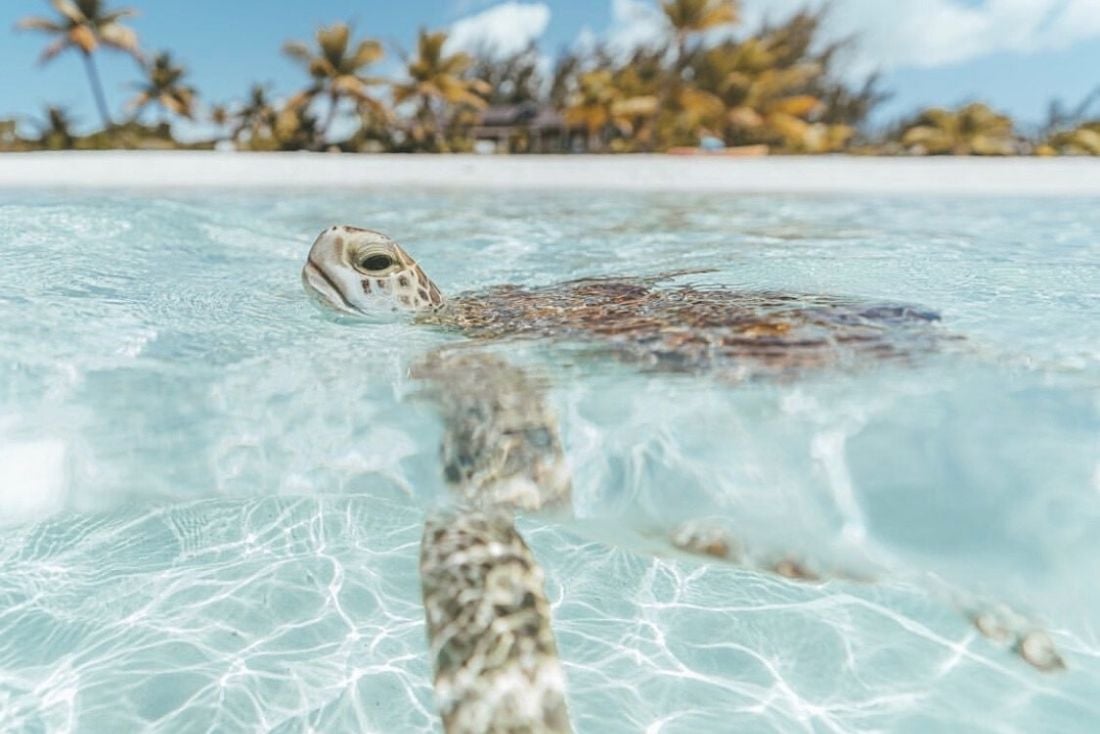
xmin=16 ymin=17 xmax=66 ymax=32
xmin=282 ymin=41 xmax=313 ymax=65
xmin=352 ymin=39 xmax=384 ymax=68
xmin=100 ymin=7 xmax=138 ymax=24
xmin=38 ymin=37 xmax=70 ymax=64
xmin=51 ymin=0 xmax=86 ymax=24
xmin=99 ymin=22 xmax=139 ymax=56
xmin=317 ymin=23 xmax=350 ymax=66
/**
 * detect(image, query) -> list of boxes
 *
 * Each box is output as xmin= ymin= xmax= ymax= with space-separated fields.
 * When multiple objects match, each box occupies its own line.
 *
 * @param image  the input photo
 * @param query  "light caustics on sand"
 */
xmin=0 ymin=188 xmax=1099 ymax=732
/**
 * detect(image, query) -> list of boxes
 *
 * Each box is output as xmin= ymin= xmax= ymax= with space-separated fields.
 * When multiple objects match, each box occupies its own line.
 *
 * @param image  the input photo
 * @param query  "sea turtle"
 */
xmin=302 ymin=225 xmax=945 ymax=381
xmin=300 ymin=225 xmax=1061 ymax=733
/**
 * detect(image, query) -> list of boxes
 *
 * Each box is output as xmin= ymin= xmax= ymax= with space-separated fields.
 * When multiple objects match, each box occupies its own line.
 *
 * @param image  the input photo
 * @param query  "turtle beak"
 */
xmin=301 ymin=258 xmax=362 ymax=315
xmin=302 ymin=227 xmax=368 ymax=315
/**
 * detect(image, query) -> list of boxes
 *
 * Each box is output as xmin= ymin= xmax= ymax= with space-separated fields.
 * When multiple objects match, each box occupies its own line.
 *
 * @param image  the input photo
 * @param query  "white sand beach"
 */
xmin=2 ymin=151 xmax=1100 ymax=196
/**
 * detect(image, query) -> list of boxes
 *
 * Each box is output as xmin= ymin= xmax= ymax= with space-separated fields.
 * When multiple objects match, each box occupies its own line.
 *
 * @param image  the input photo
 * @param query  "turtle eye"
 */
xmin=360 ymin=254 xmax=393 ymax=271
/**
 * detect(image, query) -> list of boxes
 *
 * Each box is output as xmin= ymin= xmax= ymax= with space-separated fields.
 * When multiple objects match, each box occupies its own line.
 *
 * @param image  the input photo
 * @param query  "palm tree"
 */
xmin=392 ymin=30 xmax=490 ymax=151
xmin=0 ymin=119 xmax=19 ymax=150
xmin=1040 ymin=122 xmax=1100 ymax=156
xmin=16 ymin=0 xmax=142 ymax=129
xmin=283 ymin=22 xmax=387 ymax=145
xmin=548 ymin=51 xmax=583 ymax=109
xmin=209 ymin=105 xmax=229 ymax=127
xmin=34 ymin=105 xmax=78 ymax=149
xmin=564 ymin=70 xmax=618 ymax=151
xmin=565 ymin=69 xmax=662 ymax=152
xmin=471 ymin=42 xmax=543 ymax=106
xmin=725 ymin=63 xmax=826 ymax=149
xmin=231 ymin=84 xmax=277 ymax=147
xmin=662 ymin=0 xmax=739 ymax=67
xmin=684 ymin=14 xmax=855 ymax=153
xmin=272 ymin=99 xmax=321 ymax=151
xmin=1043 ymin=85 xmax=1100 ymax=134
xmin=128 ymin=51 xmax=197 ymax=123
xmin=208 ymin=102 xmax=229 ymax=132
xmin=900 ymin=103 xmax=1018 ymax=156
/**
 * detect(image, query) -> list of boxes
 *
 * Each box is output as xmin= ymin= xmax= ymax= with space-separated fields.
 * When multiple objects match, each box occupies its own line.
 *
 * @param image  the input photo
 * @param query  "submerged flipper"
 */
xmin=413 ymin=350 xmax=573 ymax=514
xmin=420 ymin=509 xmax=571 ymax=734
xmin=415 ymin=349 xmax=574 ymax=733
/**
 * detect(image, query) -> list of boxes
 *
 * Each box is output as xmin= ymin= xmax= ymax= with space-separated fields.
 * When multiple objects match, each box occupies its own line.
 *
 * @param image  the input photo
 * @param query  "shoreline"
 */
xmin=2 ymin=151 xmax=1100 ymax=195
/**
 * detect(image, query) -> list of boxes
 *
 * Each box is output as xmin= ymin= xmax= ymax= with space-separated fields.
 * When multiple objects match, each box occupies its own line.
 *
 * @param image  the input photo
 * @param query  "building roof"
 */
xmin=530 ymin=108 xmax=565 ymax=130
xmin=478 ymin=102 xmax=538 ymax=127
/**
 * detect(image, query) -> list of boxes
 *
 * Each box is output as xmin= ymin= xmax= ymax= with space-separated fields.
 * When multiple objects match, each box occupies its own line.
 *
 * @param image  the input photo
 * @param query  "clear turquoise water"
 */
xmin=1 ymin=189 xmax=1098 ymax=732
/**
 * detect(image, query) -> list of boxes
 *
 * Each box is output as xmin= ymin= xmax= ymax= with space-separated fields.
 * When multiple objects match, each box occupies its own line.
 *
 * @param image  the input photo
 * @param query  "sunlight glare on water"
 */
xmin=1 ymin=188 xmax=1099 ymax=732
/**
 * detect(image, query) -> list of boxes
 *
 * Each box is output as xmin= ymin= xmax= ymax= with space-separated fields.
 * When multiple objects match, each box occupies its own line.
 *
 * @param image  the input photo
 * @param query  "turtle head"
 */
xmin=302 ymin=226 xmax=444 ymax=316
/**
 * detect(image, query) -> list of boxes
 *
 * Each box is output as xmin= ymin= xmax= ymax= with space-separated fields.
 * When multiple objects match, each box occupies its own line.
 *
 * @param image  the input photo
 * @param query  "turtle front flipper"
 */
xmin=414 ymin=348 xmax=574 ymax=733
xmin=413 ymin=349 xmax=573 ymax=515
xmin=421 ymin=508 xmax=571 ymax=734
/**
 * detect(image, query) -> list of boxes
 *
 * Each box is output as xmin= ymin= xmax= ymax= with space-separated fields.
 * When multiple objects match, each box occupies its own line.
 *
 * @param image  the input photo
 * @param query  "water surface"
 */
xmin=1 ymin=189 xmax=1098 ymax=732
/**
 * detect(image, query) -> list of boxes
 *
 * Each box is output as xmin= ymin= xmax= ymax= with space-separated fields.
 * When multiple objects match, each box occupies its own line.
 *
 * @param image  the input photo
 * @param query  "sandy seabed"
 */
xmin=3 ymin=152 xmax=1100 ymax=733
xmin=2 ymin=150 xmax=1100 ymax=195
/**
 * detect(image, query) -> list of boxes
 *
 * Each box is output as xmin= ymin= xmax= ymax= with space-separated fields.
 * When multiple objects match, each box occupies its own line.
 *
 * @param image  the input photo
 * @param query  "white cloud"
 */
xmin=446 ymin=2 xmax=552 ymax=58
xmin=605 ymin=0 xmax=668 ymax=55
xmin=601 ymin=0 xmax=1100 ymax=73
xmin=740 ymin=0 xmax=1100 ymax=73
xmin=573 ymin=25 xmax=600 ymax=56
xmin=822 ymin=0 xmax=1100 ymax=72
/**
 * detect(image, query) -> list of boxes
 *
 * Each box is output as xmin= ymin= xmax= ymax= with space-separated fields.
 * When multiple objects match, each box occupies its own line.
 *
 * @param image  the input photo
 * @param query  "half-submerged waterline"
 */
xmin=1 ymin=189 xmax=1098 ymax=732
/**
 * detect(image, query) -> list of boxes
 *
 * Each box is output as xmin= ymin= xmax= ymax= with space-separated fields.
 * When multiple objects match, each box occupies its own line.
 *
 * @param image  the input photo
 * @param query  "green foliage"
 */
xmin=0 ymin=118 xmax=28 ymax=151
xmin=129 ymin=51 xmax=197 ymax=122
xmin=898 ymin=103 xmax=1019 ymax=156
xmin=4 ymin=4 xmax=1085 ymax=156
xmin=35 ymin=105 xmax=77 ymax=149
xmin=283 ymin=22 xmax=387 ymax=146
xmin=391 ymin=29 xmax=490 ymax=152
xmin=471 ymin=44 xmax=543 ymax=106
xmin=1040 ymin=122 xmax=1100 ymax=156
xmin=229 ymin=84 xmax=277 ymax=146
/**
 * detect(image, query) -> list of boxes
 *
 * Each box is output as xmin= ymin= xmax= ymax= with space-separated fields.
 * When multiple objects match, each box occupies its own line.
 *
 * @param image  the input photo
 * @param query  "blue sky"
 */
xmin=2 ymin=0 xmax=1099 ymax=134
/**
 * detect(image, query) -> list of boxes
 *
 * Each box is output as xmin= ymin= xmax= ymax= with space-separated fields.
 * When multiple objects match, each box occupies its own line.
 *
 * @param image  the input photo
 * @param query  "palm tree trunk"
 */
xmin=320 ymin=91 xmax=340 ymax=147
xmin=433 ymin=106 xmax=447 ymax=152
xmin=424 ymin=98 xmax=444 ymax=152
xmin=81 ymin=51 xmax=113 ymax=129
xmin=587 ymin=126 xmax=602 ymax=153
